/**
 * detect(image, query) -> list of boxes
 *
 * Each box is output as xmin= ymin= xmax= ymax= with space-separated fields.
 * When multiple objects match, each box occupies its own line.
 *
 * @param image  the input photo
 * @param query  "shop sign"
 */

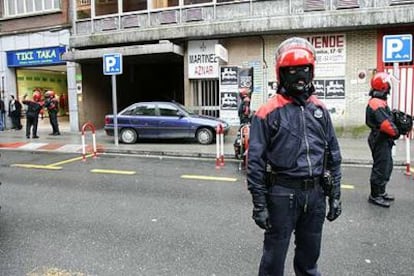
xmin=305 ymin=34 xmax=346 ymax=64
xmin=6 ymin=46 xmax=66 ymax=67
xmin=188 ymin=40 xmax=219 ymax=79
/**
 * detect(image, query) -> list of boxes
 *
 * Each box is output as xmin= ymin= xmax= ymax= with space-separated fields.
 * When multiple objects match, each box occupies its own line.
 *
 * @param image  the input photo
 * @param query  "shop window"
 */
xmin=123 ymin=0 xmax=147 ymax=12
xmin=151 ymin=0 xmax=179 ymax=9
xmin=3 ymin=0 xmax=61 ymax=17
xmin=95 ymin=0 xmax=118 ymax=16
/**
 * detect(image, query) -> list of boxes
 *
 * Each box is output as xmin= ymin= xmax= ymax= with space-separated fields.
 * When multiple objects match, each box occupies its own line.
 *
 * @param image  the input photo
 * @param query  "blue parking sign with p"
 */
xmin=103 ymin=53 xmax=123 ymax=75
xmin=383 ymin=34 xmax=412 ymax=63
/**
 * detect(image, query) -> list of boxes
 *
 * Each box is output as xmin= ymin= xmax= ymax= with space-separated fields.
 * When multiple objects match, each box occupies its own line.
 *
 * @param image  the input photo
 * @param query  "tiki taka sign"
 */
xmin=188 ymin=40 xmax=219 ymax=79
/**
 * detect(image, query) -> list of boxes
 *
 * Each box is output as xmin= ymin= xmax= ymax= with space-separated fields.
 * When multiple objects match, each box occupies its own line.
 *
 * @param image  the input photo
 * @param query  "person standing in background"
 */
xmin=44 ymin=90 xmax=61 ymax=136
xmin=0 ymin=98 xmax=5 ymax=131
xmin=8 ymin=95 xmax=22 ymax=130
xmin=365 ymin=72 xmax=401 ymax=208
xmin=22 ymin=90 xmax=43 ymax=139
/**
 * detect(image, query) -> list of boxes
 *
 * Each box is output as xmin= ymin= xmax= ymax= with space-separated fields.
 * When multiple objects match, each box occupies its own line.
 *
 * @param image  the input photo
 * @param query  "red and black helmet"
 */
xmin=275 ymin=37 xmax=316 ymax=82
xmin=371 ymin=72 xmax=391 ymax=92
xmin=33 ymin=91 xmax=41 ymax=102
xmin=45 ymin=90 xmax=55 ymax=98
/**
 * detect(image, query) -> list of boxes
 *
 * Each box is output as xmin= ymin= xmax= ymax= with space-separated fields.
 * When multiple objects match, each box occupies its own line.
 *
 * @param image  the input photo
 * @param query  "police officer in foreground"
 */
xmin=365 ymin=72 xmax=411 ymax=208
xmin=247 ymin=37 xmax=342 ymax=276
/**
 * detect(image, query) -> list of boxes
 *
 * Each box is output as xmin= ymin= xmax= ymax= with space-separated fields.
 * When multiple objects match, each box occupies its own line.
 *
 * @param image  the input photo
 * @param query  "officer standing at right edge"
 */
xmin=247 ymin=37 xmax=342 ymax=276
xmin=365 ymin=72 xmax=399 ymax=208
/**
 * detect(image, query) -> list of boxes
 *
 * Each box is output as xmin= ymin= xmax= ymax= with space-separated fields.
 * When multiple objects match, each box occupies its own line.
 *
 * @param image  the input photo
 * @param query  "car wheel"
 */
xmin=196 ymin=127 xmax=213 ymax=145
xmin=120 ymin=128 xmax=138 ymax=144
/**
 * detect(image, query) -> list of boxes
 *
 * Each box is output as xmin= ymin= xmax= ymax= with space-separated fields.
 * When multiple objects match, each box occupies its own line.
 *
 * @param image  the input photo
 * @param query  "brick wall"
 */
xmin=220 ymin=30 xmax=378 ymax=128
xmin=0 ymin=0 xmax=70 ymax=34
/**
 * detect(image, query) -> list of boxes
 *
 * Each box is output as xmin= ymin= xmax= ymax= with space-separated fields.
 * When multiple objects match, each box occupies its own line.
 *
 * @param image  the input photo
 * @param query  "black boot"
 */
xmin=378 ymin=183 xmax=395 ymax=201
xmin=368 ymin=195 xmax=390 ymax=208
xmin=381 ymin=193 xmax=395 ymax=201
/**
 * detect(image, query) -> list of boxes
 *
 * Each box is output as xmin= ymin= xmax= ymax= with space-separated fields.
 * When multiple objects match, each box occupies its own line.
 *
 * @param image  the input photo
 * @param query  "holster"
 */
xmin=321 ymin=171 xmax=333 ymax=196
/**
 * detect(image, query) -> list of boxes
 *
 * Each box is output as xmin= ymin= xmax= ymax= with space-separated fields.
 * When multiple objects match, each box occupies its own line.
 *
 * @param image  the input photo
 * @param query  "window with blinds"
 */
xmin=304 ymin=0 xmax=326 ymax=12
xmin=390 ymin=0 xmax=414 ymax=5
xmin=336 ymin=0 xmax=359 ymax=9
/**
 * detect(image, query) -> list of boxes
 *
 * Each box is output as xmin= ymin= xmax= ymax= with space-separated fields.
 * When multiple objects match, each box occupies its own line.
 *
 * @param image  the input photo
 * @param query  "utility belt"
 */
xmin=267 ymin=170 xmax=321 ymax=191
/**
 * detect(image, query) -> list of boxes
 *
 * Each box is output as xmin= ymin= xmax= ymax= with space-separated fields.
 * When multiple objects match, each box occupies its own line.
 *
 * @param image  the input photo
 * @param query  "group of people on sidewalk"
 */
xmin=0 ymin=95 xmax=23 ymax=131
xmin=0 ymin=88 xmax=61 ymax=139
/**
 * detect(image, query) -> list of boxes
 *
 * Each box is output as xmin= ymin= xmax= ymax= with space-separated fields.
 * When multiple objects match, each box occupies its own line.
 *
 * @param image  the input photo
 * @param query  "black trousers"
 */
xmin=26 ymin=116 xmax=39 ymax=137
xmin=48 ymin=111 xmax=60 ymax=134
xmin=368 ymin=131 xmax=394 ymax=197
xmin=259 ymin=183 xmax=326 ymax=276
xmin=10 ymin=112 xmax=22 ymax=129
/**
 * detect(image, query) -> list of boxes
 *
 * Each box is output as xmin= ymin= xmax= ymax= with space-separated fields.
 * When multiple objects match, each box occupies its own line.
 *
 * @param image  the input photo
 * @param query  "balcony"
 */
xmin=71 ymin=0 xmax=414 ymax=48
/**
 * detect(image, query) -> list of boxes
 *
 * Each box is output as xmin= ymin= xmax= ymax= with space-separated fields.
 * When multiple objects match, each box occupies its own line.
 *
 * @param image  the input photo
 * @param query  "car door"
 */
xmin=157 ymin=103 xmax=191 ymax=139
xmin=127 ymin=103 xmax=158 ymax=139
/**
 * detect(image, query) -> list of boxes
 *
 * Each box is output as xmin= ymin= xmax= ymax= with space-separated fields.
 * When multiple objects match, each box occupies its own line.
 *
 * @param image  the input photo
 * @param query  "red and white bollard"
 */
xmin=216 ymin=123 xmax=224 ymax=169
xmin=81 ymin=121 xmax=98 ymax=161
xmin=405 ymin=134 xmax=411 ymax=176
xmin=239 ymin=124 xmax=250 ymax=171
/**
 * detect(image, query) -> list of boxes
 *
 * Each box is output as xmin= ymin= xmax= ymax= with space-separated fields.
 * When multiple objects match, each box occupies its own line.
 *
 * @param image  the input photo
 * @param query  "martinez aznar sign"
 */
xmin=6 ymin=46 xmax=66 ymax=67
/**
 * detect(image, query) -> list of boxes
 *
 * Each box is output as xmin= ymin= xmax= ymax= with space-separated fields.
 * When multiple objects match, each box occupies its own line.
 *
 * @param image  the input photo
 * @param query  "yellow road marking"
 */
xmin=91 ymin=169 xmax=136 ymax=175
xmin=10 ymin=154 xmax=94 ymax=170
xmin=27 ymin=266 xmax=86 ymax=276
xmin=11 ymin=164 xmax=62 ymax=170
xmin=47 ymin=154 xmax=93 ymax=167
xmin=341 ymin=184 xmax=354 ymax=189
xmin=181 ymin=174 xmax=237 ymax=182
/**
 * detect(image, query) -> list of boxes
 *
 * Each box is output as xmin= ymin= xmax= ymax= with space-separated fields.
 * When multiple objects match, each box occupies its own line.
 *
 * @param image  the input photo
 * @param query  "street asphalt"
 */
xmin=0 ymin=117 xmax=413 ymax=167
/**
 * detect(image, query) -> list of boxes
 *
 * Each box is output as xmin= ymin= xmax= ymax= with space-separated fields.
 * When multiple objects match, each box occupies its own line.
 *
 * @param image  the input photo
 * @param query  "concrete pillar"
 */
xmin=67 ymin=61 xmax=79 ymax=131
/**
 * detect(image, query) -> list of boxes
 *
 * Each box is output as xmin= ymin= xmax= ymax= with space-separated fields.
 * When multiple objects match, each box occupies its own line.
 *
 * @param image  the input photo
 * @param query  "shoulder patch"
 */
xmin=368 ymin=98 xmax=387 ymax=111
xmin=255 ymin=94 xmax=292 ymax=118
xmin=308 ymin=95 xmax=326 ymax=109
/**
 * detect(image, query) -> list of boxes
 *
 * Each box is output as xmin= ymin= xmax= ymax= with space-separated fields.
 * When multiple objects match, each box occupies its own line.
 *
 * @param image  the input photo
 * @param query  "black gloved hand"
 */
xmin=252 ymin=207 xmax=271 ymax=230
xmin=326 ymin=198 xmax=342 ymax=222
xmin=251 ymin=194 xmax=271 ymax=230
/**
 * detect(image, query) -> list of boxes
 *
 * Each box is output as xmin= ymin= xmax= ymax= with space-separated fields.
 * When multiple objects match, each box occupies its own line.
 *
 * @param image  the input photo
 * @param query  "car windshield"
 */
xmin=177 ymin=103 xmax=194 ymax=115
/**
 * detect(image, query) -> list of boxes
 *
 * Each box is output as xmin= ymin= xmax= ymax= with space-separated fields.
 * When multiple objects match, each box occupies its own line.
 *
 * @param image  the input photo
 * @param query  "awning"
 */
xmin=62 ymin=40 xmax=184 ymax=62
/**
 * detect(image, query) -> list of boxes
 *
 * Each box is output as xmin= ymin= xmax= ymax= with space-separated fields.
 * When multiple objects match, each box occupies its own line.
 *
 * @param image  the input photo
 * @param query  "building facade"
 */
xmin=0 ymin=0 xmax=73 ymax=129
xmin=62 ymin=1 xmax=414 ymax=130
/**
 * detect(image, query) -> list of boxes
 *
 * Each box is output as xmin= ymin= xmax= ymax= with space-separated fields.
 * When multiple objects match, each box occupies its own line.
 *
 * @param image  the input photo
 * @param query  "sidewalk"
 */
xmin=0 ymin=118 xmax=411 ymax=166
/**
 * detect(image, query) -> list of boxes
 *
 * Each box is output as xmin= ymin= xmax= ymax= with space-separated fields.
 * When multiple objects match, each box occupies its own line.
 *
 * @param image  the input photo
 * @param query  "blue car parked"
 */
xmin=104 ymin=101 xmax=230 ymax=145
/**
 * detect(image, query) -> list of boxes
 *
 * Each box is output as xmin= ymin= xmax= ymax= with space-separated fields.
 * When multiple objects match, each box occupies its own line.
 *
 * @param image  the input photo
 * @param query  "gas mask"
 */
xmin=279 ymin=65 xmax=313 ymax=96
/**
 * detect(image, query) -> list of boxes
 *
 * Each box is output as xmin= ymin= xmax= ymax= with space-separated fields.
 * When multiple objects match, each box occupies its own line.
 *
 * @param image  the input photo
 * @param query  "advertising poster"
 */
xmin=313 ymin=78 xmax=346 ymax=120
xmin=220 ymin=92 xmax=238 ymax=110
xmin=219 ymin=66 xmax=239 ymax=125
xmin=220 ymin=66 xmax=238 ymax=86
xmin=238 ymin=67 xmax=253 ymax=93
xmin=314 ymin=79 xmax=345 ymax=100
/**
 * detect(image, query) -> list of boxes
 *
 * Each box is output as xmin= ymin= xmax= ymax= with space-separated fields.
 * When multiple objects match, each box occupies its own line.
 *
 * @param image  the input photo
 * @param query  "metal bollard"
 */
xmin=216 ymin=123 xmax=224 ymax=168
xmin=81 ymin=121 xmax=98 ymax=161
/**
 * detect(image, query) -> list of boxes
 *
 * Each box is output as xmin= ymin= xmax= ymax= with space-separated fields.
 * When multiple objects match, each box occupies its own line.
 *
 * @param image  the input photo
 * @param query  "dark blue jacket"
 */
xmin=365 ymin=92 xmax=399 ymax=139
xmin=247 ymin=93 xmax=341 ymax=196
